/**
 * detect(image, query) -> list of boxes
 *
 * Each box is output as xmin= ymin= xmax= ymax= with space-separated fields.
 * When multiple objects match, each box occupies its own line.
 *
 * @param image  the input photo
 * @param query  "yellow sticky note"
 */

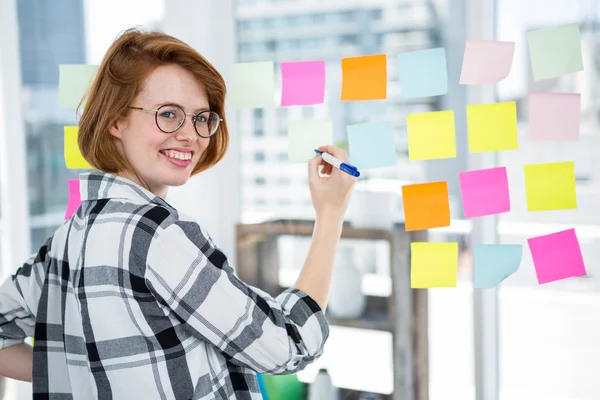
xmin=64 ymin=126 xmax=92 ymax=169
xmin=407 ymin=110 xmax=456 ymax=160
xmin=59 ymin=64 xmax=98 ymax=108
xmin=524 ymin=161 xmax=577 ymax=211
xmin=467 ymin=101 xmax=518 ymax=152
xmin=288 ymin=119 xmax=334 ymax=162
xmin=411 ymin=242 xmax=458 ymax=288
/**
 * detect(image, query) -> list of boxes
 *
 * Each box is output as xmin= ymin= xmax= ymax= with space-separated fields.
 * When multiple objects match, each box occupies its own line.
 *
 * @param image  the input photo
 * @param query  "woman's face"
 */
xmin=110 ymin=64 xmax=211 ymax=199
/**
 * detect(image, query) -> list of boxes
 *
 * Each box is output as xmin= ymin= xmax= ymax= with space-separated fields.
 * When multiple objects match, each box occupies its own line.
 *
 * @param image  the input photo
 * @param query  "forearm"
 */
xmin=294 ymin=213 xmax=344 ymax=311
xmin=0 ymin=343 xmax=33 ymax=382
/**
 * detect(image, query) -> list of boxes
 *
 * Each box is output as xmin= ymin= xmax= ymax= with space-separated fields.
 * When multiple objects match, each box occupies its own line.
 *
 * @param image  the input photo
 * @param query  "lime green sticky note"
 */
xmin=407 ymin=110 xmax=456 ymax=160
xmin=524 ymin=161 xmax=577 ymax=211
xmin=467 ymin=101 xmax=518 ymax=153
xmin=64 ymin=126 xmax=92 ymax=169
xmin=58 ymin=64 xmax=98 ymax=108
xmin=527 ymin=23 xmax=584 ymax=81
xmin=229 ymin=61 xmax=275 ymax=108
xmin=411 ymin=242 xmax=458 ymax=288
xmin=288 ymin=119 xmax=333 ymax=162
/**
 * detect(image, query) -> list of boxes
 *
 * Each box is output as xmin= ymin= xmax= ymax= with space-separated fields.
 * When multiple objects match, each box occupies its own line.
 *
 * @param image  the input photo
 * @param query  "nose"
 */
xmin=174 ymin=115 xmax=198 ymax=143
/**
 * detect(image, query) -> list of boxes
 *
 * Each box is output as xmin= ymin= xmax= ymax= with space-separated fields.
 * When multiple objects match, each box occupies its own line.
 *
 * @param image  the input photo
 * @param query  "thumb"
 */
xmin=308 ymin=154 xmax=322 ymax=183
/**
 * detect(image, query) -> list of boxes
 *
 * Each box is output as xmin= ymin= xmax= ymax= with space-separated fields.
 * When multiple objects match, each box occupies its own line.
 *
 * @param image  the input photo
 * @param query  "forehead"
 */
xmin=139 ymin=64 xmax=209 ymax=108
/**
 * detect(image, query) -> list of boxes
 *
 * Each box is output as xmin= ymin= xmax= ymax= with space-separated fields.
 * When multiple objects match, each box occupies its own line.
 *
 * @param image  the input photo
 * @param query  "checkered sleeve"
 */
xmin=0 ymin=244 xmax=48 ymax=349
xmin=145 ymin=220 xmax=330 ymax=374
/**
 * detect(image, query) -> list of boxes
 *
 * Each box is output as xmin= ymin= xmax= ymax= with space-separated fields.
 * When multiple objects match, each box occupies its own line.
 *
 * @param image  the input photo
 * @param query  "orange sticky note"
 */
xmin=402 ymin=181 xmax=450 ymax=231
xmin=341 ymin=54 xmax=387 ymax=101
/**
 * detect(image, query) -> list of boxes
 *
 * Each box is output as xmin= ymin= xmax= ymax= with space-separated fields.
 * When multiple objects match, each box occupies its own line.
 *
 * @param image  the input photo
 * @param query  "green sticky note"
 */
xmin=288 ymin=119 xmax=333 ymax=162
xmin=58 ymin=65 xmax=98 ymax=108
xmin=527 ymin=23 xmax=584 ymax=81
xmin=229 ymin=61 xmax=276 ymax=108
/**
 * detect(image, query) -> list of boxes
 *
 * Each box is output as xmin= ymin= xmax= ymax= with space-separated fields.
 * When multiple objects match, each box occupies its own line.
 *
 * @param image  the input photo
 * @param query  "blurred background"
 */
xmin=1 ymin=0 xmax=600 ymax=399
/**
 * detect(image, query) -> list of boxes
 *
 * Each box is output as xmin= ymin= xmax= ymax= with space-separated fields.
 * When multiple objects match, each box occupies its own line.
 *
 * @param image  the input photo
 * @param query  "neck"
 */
xmin=116 ymin=170 xmax=168 ymax=200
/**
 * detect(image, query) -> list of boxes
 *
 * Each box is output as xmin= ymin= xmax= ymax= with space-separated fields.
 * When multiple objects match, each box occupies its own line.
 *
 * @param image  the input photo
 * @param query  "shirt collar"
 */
xmin=78 ymin=171 xmax=173 ymax=208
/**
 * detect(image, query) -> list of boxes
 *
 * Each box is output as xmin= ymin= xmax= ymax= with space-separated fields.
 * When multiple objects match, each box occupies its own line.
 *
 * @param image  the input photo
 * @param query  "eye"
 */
xmin=159 ymin=111 xmax=177 ymax=119
xmin=196 ymin=114 xmax=208 ymax=123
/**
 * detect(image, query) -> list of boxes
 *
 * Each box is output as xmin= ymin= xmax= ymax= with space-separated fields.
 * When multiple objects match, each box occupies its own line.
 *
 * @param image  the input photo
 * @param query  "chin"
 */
xmin=164 ymin=174 xmax=191 ymax=187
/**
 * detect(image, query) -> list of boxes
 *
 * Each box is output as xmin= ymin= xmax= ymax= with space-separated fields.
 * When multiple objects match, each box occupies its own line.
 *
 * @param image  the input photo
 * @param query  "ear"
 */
xmin=108 ymin=115 xmax=128 ymax=139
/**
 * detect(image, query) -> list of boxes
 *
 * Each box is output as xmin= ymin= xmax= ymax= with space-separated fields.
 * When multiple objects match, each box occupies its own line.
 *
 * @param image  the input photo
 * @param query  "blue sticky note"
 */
xmin=347 ymin=121 xmax=396 ymax=170
xmin=398 ymin=48 xmax=448 ymax=98
xmin=473 ymin=244 xmax=522 ymax=288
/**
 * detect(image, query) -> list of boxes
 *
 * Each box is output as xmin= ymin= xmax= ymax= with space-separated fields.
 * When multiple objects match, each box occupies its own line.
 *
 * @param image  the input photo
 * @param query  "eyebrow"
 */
xmin=154 ymin=102 xmax=210 ymax=113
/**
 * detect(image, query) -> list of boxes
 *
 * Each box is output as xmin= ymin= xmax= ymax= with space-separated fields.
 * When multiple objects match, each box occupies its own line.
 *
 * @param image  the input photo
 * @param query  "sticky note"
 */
xmin=65 ymin=179 xmax=81 ymax=220
xmin=402 ymin=181 xmax=450 ymax=231
xmin=527 ymin=23 xmax=584 ymax=81
xmin=229 ymin=61 xmax=275 ymax=108
xmin=528 ymin=92 xmax=581 ymax=141
xmin=407 ymin=110 xmax=456 ymax=160
xmin=473 ymin=244 xmax=522 ymax=288
xmin=398 ymin=48 xmax=448 ymax=98
xmin=347 ymin=121 xmax=396 ymax=170
xmin=288 ymin=119 xmax=333 ymax=162
xmin=58 ymin=64 xmax=98 ymax=108
xmin=411 ymin=242 xmax=458 ymax=288
xmin=460 ymin=40 xmax=515 ymax=84
xmin=64 ymin=126 xmax=92 ymax=169
xmin=459 ymin=167 xmax=510 ymax=218
xmin=527 ymin=229 xmax=586 ymax=284
xmin=280 ymin=60 xmax=325 ymax=106
xmin=524 ymin=161 xmax=577 ymax=211
xmin=467 ymin=102 xmax=518 ymax=152
xmin=341 ymin=54 xmax=387 ymax=101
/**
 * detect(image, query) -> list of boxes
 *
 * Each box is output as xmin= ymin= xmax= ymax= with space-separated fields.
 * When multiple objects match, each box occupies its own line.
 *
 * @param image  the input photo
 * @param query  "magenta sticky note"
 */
xmin=65 ymin=179 xmax=81 ymax=220
xmin=528 ymin=92 xmax=581 ymax=141
xmin=459 ymin=166 xmax=510 ymax=218
xmin=280 ymin=60 xmax=325 ymax=106
xmin=527 ymin=228 xmax=587 ymax=284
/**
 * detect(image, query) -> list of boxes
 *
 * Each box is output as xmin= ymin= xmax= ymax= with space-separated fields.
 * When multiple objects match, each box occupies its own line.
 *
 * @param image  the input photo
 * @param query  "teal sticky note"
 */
xmin=58 ymin=64 xmax=98 ymax=108
xmin=473 ymin=244 xmax=522 ymax=288
xmin=398 ymin=48 xmax=448 ymax=98
xmin=347 ymin=121 xmax=396 ymax=170
xmin=527 ymin=23 xmax=583 ymax=81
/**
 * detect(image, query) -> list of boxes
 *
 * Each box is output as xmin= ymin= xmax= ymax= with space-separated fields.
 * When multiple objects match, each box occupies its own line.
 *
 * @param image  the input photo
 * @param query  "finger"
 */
xmin=308 ymin=154 xmax=322 ymax=183
xmin=322 ymin=164 xmax=333 ymax=175
xmin=317 ymin=145 xmax=349 ymax=162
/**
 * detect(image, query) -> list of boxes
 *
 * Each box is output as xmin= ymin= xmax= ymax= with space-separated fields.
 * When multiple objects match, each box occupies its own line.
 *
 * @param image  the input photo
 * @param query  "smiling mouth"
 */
xmin=160 ymin=150 xmax=193 ymax=161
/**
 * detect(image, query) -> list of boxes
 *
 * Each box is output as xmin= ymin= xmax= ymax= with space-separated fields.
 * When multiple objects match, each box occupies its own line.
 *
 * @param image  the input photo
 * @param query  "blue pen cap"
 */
xmin=340 ymin=163 xmax=360 ymax=177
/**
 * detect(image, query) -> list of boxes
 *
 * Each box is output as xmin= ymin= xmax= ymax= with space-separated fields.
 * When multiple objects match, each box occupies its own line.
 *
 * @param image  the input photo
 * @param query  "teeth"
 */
xmin=163 ymin=150 xmax=192 ymax=161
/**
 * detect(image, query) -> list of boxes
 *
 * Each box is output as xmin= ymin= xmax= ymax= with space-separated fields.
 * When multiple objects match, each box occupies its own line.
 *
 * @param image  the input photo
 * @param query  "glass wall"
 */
xmin=496 ymin=1 xmax=600 ymax=399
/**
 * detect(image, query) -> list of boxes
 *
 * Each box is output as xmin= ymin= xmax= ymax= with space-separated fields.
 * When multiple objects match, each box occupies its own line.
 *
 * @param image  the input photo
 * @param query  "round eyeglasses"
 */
xmin=129 ymin=104 xmax=222 ymax=138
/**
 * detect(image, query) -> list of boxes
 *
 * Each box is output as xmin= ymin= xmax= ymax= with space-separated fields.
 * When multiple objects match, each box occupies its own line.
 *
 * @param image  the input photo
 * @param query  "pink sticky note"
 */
xmin=459 ymin=167 xmax=510 ymax=218
xmin=527 ymin=229 xmax=587 ymax=284
xmin=459 ymin=40 xmax=515 ymax=84
xmin=65 ymin=179 xmax=81 ymax=220
xmin=280 ymin=60 xmax=325 ymax=106
xmin=528 ymin=92 xmax=581 ymax=141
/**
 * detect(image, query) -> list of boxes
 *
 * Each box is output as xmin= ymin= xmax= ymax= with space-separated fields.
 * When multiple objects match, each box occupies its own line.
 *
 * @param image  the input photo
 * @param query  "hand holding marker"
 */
xmin=314 ymin=149 xmax=361 ymax=177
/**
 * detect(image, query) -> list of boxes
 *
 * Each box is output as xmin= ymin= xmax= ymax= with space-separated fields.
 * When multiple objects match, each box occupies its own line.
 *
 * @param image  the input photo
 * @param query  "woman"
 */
xmin=0 ymin=28 xmax=357 ymax=399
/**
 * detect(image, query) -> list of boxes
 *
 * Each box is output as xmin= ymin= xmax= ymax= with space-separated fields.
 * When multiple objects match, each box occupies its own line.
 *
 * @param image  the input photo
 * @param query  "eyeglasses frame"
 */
xmin=128 ymin=104 xmax=222 ymax=138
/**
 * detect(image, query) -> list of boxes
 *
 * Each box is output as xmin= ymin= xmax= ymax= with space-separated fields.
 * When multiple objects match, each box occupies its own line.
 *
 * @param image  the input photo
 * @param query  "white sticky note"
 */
xmin=288 ymin=119 xmax=334 ymax=162
xmin=229 ymin=61 xmax=276 ymax=108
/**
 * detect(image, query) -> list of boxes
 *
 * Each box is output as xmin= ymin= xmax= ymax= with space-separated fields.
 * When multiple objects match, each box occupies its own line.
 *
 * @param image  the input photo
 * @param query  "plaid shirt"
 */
xmin=0 ymin=171 xmax=329 ymax=399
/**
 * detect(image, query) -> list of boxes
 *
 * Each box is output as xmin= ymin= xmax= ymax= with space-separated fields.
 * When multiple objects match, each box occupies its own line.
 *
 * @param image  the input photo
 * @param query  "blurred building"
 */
xmin=234 ymin=0 xmax=444 ymax=220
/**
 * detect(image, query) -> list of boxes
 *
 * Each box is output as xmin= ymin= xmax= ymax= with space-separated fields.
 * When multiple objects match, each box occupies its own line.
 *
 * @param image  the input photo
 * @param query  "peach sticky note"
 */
xmin=524 ymin=161 xmax=577 ymax=211
xmin=459 ymin=40 xmax=515 ymax=84
xmin=64 ymin=126 xmax=92 ymax=169
xmin=411 ymin=242 xmax=458 ymax=288
xmin=280 ymin=60 xmax=325 ymax=106
xmin=341 ymin=54 xmax=387 ymax=101
xmin=65 ymin=179 xmax=81 ymax=220
xmin=527 ymin=229 xmax=587 ymax=284
xmin=407 ymin=110 xmax=456 ymax=160
xmin=402 ymin=181 xmax=450 ymax=231
xmin=459 ymin=166 xmax=510 ymax=218
xmin=467 ymin=101 xmax=518 ymax=152
xmin=528 ymin=92 xmax=581 ymax=141
xmin=288 ymin=119 xmax=334 ymax=162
